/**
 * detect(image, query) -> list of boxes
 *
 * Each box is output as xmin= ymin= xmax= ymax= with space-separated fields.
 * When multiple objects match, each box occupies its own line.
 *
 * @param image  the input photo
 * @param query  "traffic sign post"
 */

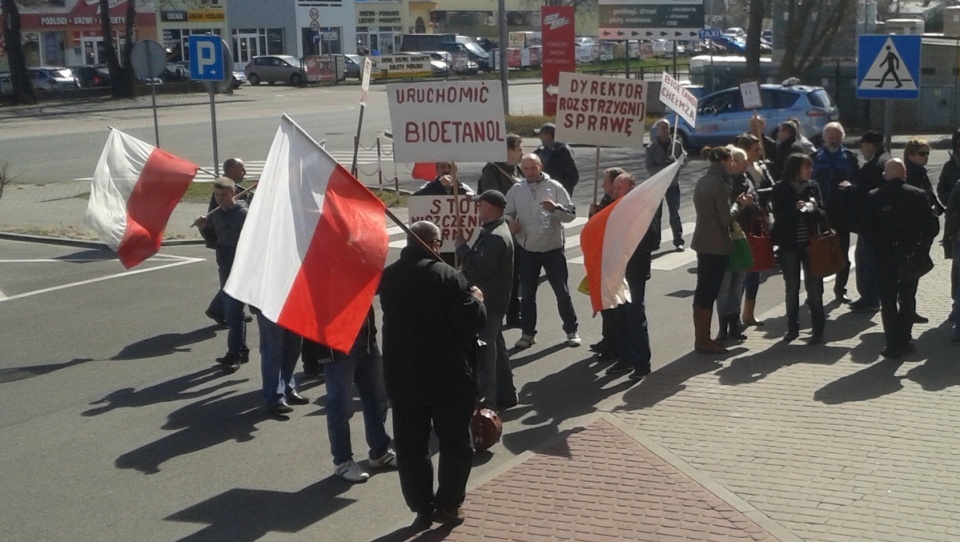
xmin=130 ymin=39 xmax=166 ymax=147
xmin=857 ymin=34 xmax=921 ymax=152
xmin=189 ymin=36 xmax=233 ymax=177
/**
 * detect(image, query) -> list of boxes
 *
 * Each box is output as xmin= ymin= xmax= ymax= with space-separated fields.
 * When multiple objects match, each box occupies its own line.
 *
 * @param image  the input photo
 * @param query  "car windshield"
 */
xmin=807 ymin=89 xmax=834 ymax=108
xmin=462 ymin=43 xmax=486 ymax=56
xmin=53 ymin=69 xmax=73 ymax=78
xmin=278 ymin=56 xmax=299 ymax=67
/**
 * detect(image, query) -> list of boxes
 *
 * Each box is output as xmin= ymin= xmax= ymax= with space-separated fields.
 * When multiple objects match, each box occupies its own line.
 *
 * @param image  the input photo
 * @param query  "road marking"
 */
xmin=0 ymin=255 xmax=203 ymax=304
xmin=0 ymin=288 xmax=6 ymax=301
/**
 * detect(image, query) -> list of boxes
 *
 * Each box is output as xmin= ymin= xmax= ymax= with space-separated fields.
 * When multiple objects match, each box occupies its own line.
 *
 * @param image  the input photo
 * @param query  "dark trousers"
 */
xmin=663 ymin=183 xmax=684 ymax=247
xmin=507 ymin=254 xmax=521 ymax=321
xmin=618 ymin=276 xmax=651 ymax=373
xmin=779 ymin=247 xmax=825 ymax=334
xmin=854 ymin=238 xmax=881 ymax=305
xmin=693 ymin=253 xmax=728 ymax=310
xmin=877 ymin=266 xmax=919 ymax=349
xmin=600 ymin=308 xmax=620 ymax=350
xmin=744 ymin=271 xmax=760 ymax=300
xmin=392 ymin=397 xmax=475 ymax=514
xmin=833 ymin=230 xmax=851 ymax=295
xmin=517 ymin=246 xmax=578 ymax=335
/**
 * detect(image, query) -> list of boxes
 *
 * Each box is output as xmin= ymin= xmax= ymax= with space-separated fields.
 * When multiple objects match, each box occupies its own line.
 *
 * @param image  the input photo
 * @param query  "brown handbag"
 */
xmin=806 ymin=220 xmax=847 ymax=279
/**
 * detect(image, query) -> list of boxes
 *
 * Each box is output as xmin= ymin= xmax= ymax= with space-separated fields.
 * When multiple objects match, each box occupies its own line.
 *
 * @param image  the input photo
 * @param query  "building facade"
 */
xmin=225 ymin=0 xmax=296 ymax=69
xmin=155 ymin=0 xmax=228 ymax=63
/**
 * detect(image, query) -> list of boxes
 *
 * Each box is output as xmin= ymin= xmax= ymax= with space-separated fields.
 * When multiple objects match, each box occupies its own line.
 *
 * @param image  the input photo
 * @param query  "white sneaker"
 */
xmin=515 ymin=333 xmax=537 ymax=349
xmin=334 ymin=460 xmax=369 ymax=483
xmin=566 ymin=332 xmax=582 ymax=347
xmin=370 ymin=449 xmax=397 ymax=469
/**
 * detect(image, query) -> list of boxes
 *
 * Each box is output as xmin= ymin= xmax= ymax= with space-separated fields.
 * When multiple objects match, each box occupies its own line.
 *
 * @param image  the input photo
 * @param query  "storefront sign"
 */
xmin=187 ymin=10 xmax=226 ymax=22
xmin=555 ymin=72 xmax=648 ymax=148
xmin=357 ymin=9 xmax=402 ymax=26
xmin=374 ymin=54 xmax=432 ymax=78
xmin=541 ymin=6 xmax=576 ymax=117
xmin=387 ymin=81 xmax=507 ymax=163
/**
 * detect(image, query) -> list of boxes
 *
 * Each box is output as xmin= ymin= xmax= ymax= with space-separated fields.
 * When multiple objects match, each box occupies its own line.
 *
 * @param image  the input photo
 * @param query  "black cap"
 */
xmin=474 ymin=189 xmax=506 ymax=209
xmin=859 ymin=130 xmax=884 ymax=145
xmin=534 ymin=122 xmax=556 ymax=135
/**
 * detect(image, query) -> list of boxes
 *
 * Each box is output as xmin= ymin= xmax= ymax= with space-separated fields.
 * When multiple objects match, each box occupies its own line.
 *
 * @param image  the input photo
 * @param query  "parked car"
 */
xmin=428 ymin=51 xmax=475 ymax=75
xmin=656 ymin=83 xmax=839 ymax=150
xmin=391 ymin=52 xmax=449 ymax=77
xmin=244 ymin=55 xmax=303 ymax=85
xmin=340 ymin=54 xmax=363 ymax=80
xmin=0 ymin=72 xmax=12 ymax=94
xmin=475 ymin=37 xmax=498 ymax=53
xmin=70 ymin=65 xmax=110 ymax=88
xmin=231 ymin=69 xmax=246 ymax=89
xmin=29 ymin=67 xmax=80 ymax=90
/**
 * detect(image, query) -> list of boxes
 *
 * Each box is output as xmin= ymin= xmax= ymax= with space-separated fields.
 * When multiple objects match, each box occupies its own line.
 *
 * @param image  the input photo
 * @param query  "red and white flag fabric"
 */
xmin=84 ymin=129 xmax=198 ymax=269
xmin=224 ymin=115 xmax=388 ymax=352
xmin=411 ymin=162 xmax=437 ymax=181
xmin=580 ymin=160 xmax=681 ymax=314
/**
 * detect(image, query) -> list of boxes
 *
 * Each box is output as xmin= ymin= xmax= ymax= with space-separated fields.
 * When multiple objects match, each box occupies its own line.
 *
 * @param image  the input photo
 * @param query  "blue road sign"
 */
xmin=188 ymin=35 xmax=225 ymax=81
xmin=857 ymin=34 xmax=921 ymax=100
xmin=699 ymin=28 xmax=723 ymax=40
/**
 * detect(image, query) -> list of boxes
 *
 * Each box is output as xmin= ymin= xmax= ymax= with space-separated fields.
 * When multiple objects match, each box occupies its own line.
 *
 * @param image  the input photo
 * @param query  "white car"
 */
xmin=29 ymin=67 xmax=80 ymax=90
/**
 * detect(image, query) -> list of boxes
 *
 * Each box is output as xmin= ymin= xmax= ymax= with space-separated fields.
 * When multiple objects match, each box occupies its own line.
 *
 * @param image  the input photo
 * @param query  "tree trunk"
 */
xmin=99 ymin=0 xmax=133 ymax=98
xmin=1 ymin=0 xmax=36 ymax=104
xmin=777 ymin=0 xmax=854 ymax=79
xmin=744 ymin=0 xmax=765 ymax=79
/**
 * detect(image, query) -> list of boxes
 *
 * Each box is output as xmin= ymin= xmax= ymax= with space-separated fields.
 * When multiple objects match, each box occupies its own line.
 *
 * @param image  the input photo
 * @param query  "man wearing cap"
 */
xmin=646 ymin=119 xmax=687 ymax=251
xmin=849 ymin=130 xmax=889 ymax=312
xmin=455 ymin=190 xmax=517 ymax=409
xmin=534 ymin=123 xmax=580 ymax=196
xmin=506 ymin=154 xmax=580 ymax=349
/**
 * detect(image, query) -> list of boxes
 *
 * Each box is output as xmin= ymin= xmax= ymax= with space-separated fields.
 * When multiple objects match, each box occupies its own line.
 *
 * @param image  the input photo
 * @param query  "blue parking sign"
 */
xmin=188 ymin=36 xmax=225 ymax=81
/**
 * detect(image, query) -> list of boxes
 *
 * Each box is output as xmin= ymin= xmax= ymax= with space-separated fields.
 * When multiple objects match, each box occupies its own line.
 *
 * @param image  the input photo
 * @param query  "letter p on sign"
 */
xmin=188 ymin=35 xmax=224 ymax=80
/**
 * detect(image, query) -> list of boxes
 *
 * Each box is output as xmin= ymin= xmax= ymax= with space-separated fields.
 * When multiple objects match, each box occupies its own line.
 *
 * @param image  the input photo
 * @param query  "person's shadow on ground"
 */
xmin=111 ymin=326 xmax=220 ymax=361
xmin=83 ymin=366 xmax=245 ymax=416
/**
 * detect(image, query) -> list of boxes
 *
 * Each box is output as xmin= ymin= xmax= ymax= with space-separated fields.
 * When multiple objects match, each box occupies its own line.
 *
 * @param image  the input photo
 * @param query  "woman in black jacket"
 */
xmin=770 ymin=153 xmax=827 ymax=344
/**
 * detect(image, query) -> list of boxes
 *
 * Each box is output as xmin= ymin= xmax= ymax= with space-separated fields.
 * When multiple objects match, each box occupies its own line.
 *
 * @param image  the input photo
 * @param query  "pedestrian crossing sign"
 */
xmin=857 ymin=35 xmax=921 ymax=99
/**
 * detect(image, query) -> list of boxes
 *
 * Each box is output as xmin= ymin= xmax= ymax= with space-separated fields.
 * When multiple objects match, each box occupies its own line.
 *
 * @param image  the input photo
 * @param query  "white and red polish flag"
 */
xmin=580 ymin=160 xmax=681 ymax=314
xmin=84 ymin=129 xmax=198 ymax=269
xmin=225 ymin=115 xmax=388 ymax=352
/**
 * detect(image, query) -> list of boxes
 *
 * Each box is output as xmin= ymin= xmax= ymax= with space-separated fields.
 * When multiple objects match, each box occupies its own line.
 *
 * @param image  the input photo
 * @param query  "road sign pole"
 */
xmin=209 ymin=91 xmax=220 ymax=178
xmin=147 ymin=53 xmax=160 ymax=148
xmin=884 ymin=99 xmax=893 ymax=152
xmin=351 ymin=103 xmax=366 ymax=177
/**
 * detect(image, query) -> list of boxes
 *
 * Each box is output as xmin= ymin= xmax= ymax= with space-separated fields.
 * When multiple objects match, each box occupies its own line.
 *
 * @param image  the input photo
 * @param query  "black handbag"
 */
xmin=896 ymin=243 xmax=934 ymax=282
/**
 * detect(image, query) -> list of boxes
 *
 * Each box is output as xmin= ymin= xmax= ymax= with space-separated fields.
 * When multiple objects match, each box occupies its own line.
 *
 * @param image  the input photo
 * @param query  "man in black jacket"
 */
xmin=534 ymin=122 xmax=579 ymax=195
xmin=860 ymin=159 xmax=940 ymax=358
xmin=455 ymin=190 xmax=516 ymax=409
xmin=379 ymin=221 xmax=486 ymax=529
xmin=849 ymin=130 xmax=889 ymax=312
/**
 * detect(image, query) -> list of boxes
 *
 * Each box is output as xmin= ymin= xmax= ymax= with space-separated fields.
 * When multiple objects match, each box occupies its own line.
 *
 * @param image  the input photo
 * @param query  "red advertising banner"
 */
xmin=541 ymin=6 xmax=576 ymax=117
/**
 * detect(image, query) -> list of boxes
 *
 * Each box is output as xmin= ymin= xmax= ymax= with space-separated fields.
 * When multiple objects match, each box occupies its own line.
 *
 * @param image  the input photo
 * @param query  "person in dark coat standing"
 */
xmin=534 ymin=122 xmax=580 ymax=196
xmin=903 ymin=138 xmax=943 ymax=324
xmin=455 ymin=190 xmax=516 ymax=409
xmin=849 ymin=130 xmax=889 ymax=312
xmin=646 ymin=119 xmax=687 ymax=250
xmin=810 ymin=122 xmax=859 ymax=304
xmin=938 ymin=129 xmax=960 ymax=300
xmin=603 ymin=172 xmax=661 ymax=381
xmin=859 ymin=159 xmax=940 ymax=358
xmin=588 ymin=167 xmax=626 ymax=361
xmin=379 ymin=221 xmax=486 ymax=530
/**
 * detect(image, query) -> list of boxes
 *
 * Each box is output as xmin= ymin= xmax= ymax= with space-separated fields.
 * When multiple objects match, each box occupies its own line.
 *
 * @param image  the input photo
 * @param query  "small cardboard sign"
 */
xmin=659 ymin=71 xmax=698 ymax=127
xmin=407 ymin=195 xmax=482 ymax=252
xmin=739 ymin=81 xmax=762 ymax=110
xmin=554 ymin=72 xmax=648 ymax=148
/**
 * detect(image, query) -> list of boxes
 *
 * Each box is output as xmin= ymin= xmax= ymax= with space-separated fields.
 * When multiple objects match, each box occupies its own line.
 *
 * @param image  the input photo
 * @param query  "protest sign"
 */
xmin=408 ymin=195 xmax=482 ymax=252
xmin=659 ymin=71 xmax=698 ymax=127
xmin=373 ymin=54 xmax=432 ymax=78
xmin=554 ymin=72 xmax=647 ymax=148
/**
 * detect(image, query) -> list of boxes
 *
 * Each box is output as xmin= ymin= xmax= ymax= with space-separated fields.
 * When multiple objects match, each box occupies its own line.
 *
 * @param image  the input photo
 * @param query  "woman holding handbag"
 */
xmin=736 ymin=134 xmax=776 ymax=327
xmin=770 ymin=154 xmax=827 ymax=344
xmin=691 ymin=146 xmax=753 ymax=353
xmin=715 ymin=147 xmax=754 ymax=342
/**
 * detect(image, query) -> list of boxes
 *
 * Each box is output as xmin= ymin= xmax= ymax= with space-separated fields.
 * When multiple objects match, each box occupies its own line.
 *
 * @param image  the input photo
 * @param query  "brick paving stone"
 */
xmin=427 ymin=419 xmax=783 ymax=542
xmin=612 ymin=256 xmax=959 ymax=541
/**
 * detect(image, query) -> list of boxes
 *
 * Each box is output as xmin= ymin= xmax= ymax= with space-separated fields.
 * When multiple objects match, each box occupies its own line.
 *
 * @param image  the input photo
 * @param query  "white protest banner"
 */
xmin=554 ymin=72 xmax=647 ymax=148
xmin=408 ymin=196 xmax=482 ymax=252
xmin=387 ymin=81 xmax=507 ymax=163
xmin=360 ymin=57 xmax=372 ymax=105
xmin=373 ymin=54 xmax=432 ymax=78
xmin=659 ymin=71 xmax=698 ymax=127
xmin=740 ymin=80 xmax=762 ymax=110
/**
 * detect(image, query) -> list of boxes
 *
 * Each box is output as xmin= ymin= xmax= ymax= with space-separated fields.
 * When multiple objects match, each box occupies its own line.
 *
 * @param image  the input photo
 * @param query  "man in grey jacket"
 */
xmin=646 ymin=119 xmax=687 ymax=250
xmin=505 ymin=154 xmax=580 ymax=349
xmin=455 ymin=190 xmax=517 ymax=409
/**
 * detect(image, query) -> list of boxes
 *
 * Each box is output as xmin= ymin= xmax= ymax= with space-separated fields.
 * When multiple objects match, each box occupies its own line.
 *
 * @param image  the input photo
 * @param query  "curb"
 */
xmin=0 ymin=232 xmax=205 ymax=248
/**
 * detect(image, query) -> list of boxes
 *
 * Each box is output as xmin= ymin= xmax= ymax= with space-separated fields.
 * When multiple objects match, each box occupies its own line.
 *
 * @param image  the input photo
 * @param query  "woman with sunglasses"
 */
xmin=903 ymin=138 xmax=944 ymax=325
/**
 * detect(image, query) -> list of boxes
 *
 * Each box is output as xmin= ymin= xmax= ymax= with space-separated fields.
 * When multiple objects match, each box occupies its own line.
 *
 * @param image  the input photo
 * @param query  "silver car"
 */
xmin=29 ymin=67 xmax=80 ymax=90
xmin=244 ymin=55 xmax=303 ymax=86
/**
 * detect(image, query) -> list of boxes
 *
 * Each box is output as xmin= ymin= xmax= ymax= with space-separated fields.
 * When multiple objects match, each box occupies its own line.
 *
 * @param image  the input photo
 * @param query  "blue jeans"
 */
xmin=517 ymin=246 xmax=578 ymax=335
xmin=256 ymin=314 xmax=301 ymax=406
xmin=324 ymin=325 xmax=391 ymax=465
xmin=779 ymin=247 xmax=825 ymax=333
xmin=663 ymin=183 xmax=684 ymax=247
xmin=854 ymin=238 xmax=881 ymax=305
xmin=743 ymin=271 xmax=760 ymax=300
xmin=716 ymin=270 xmax=747 ymax=316
xmin=218 ymin=265 xmax=246 ymax=357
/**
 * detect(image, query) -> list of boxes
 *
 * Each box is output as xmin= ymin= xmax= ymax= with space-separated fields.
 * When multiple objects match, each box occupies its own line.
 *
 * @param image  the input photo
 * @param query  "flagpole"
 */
xmin=384 ymin=208 xmax=442 ymax=262
xmin=190 ymin=182 xmax=260 ymax=227
xmin=350 ymin=104 xmax=366 ymax=177
xmin=451 ymin=162 xmax=461 ymax=268
xmin=592 ymin=146 xmax=600 ymax=205
xmin=670 ymin=115 xmax=680 ymax=157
